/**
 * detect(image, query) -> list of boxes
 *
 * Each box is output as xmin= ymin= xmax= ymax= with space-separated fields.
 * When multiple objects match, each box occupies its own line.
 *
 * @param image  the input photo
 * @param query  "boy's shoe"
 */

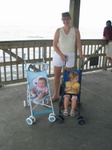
xmin=70 ymin=110 xmax=75 ymax=117
xmin=63 ymin=109 xmax=68 ymax=116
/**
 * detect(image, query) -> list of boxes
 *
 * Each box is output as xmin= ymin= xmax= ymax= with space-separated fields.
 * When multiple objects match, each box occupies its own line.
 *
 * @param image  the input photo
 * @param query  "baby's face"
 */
xmin=38 ymin=80 xmax=46 ymax=88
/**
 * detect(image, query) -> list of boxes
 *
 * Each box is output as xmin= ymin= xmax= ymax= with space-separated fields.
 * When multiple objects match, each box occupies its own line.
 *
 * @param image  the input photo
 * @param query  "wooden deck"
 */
xmin=0 ymin=70 xmax=112 ymax=150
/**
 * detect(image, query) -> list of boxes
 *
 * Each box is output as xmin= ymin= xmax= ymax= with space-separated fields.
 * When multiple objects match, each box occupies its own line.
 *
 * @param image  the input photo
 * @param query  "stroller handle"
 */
xmin=79 ymin=59 xmax=84 ymax=71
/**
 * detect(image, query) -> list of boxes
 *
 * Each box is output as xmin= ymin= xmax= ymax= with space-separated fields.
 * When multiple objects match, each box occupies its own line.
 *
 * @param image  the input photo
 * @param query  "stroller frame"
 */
xmin=57 ymin=60 xmax=85 ymax=125
xmin=24 ymin=62 xmax=56 ymax=125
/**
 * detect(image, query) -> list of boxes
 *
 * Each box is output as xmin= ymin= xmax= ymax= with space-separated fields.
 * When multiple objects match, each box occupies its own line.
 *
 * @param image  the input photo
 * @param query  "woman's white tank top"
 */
xmin=57 ymin=27 xmax=76 ymax=53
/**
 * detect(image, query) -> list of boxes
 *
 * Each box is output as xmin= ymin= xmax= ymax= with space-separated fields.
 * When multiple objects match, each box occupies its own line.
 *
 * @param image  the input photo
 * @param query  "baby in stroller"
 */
xmin=63 ymin=72 xmax=80 ymax=117
xmin=30 ymin=77 xmax=48 ymax=103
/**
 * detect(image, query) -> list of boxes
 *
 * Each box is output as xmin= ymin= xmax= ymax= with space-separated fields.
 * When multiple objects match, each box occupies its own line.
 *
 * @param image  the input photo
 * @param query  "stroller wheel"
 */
xmin=49 ymin=113 xmax=56 ymax=117
xmin=56 ymin=113 xmax=64 ymax=124
xmin=26 ymin=117 xmax=33 ymax=125
xmin=59 ymin=113 xmax=64 ymax=120
xmin=48 ymin=116 xmax=56 ymax=122
xmin=29 ymin=116 xmax=36 ymax=123
xmin=77 ymin=116 xmax=85 ymax=125
xmin=56 ymin=116 xmax=63 ymax=124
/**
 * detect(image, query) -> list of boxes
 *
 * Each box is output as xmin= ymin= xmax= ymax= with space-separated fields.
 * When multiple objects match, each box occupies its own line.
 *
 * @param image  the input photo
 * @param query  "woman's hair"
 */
xmin=69 ymin=72 xmax=79 ymax=81
xmin=62 ymin=12 xmax=71 ymax=18
xmin=106 ymin=20 xmax=111 ymax=26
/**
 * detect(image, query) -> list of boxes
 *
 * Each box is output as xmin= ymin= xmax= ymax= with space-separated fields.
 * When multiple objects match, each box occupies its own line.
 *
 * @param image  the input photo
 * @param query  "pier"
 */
xmin=0 ymin=69 xmax=112 ymax=150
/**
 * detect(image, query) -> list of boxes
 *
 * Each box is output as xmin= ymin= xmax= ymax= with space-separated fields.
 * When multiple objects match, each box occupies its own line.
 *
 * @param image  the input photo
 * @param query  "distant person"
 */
xmin=52 ymin=12 xmax=84 ymax=101
xmin=63 ymin=72 xmax=80 ymax=116
xmin=103 ymin=20 xmax=112 ymax=64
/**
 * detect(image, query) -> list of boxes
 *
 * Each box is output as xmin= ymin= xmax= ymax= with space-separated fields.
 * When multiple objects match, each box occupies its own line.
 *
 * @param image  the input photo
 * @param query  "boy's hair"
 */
xmin=69 ymin=72 xmax=79 ymax=81
xmin=62 ymin=12 xmax=71 ymax=18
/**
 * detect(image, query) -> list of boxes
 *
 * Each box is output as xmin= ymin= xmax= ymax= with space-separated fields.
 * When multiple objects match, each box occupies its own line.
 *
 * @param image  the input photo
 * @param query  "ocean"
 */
xmin=0 ymin=25 xmax=104 ymax=41
xmin=0 ymin=25 xmax=104 ymax=81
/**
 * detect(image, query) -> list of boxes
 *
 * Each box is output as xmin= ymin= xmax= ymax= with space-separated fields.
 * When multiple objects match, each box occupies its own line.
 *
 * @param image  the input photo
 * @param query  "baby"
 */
xmin=30 ymin=77 xmax=48 ymax=101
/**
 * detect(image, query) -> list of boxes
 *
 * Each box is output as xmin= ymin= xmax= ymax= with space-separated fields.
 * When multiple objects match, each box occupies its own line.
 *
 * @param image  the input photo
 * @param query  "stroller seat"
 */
xmin=24 ymin=62 xmax=56 ymax=125
xmin=57 ymin=69 xmax=85 ymax=125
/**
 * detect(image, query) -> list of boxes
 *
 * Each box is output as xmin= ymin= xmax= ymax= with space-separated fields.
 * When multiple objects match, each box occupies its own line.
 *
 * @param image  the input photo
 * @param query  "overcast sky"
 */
xmin=0 ymin=0 xmax=111 ymax=30
xmin=0 ymin=0 xmax=69 ymax=27
xmin=80 ymin=0 xmax=112 ymax=29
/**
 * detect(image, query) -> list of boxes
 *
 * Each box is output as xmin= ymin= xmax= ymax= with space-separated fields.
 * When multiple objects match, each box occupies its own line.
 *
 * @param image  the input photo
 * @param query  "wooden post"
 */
xmin=69 ymin=0 xmax=81 ymax=28
xmin=69 ymin=0 xmax=81 ymax=69
xmin=0 ymin=67 xmax=2 ymax=87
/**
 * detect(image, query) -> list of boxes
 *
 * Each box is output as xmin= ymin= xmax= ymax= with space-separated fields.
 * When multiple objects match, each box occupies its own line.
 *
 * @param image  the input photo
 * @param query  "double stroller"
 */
xmin=24 ymin=62 xmax=56 ymax=125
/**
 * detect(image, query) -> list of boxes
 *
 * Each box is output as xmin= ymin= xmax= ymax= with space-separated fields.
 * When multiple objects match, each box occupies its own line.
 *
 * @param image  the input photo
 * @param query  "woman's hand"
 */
xmin=80 ymin=55 xmax=84 ymax=60
xmin=60 ymin=54 xmax=68 ymax=61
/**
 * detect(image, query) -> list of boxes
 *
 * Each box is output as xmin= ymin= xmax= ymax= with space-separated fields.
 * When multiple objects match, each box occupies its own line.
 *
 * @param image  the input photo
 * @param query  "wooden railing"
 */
xmin=80 ymin=39 xmax=111 ymax=72
xmin=0 ymin=39 xmax=111 ymax=86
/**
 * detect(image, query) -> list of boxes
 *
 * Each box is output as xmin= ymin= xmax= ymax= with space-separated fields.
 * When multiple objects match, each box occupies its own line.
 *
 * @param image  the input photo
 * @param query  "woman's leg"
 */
xmin=107 ymin=57 xmax=112 ymax=64
xmin=65 ymin=67 xmax=73 ymax=71
xmin=52 ymin=66 xmax=62 ymax=100
xmin=107 ymin=57 xmax=111 ymax=63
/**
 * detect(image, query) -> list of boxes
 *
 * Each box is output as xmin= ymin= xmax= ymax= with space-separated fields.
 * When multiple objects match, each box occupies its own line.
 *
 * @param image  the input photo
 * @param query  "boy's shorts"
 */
xmin=64 ymin=94 xmax=77 ymax=100
xmin=52 ymin=51 xmax=75 ymax=68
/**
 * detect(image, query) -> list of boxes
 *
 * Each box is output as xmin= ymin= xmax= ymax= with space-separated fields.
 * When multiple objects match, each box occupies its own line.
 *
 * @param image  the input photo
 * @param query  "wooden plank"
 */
xmin=3 ymin=48 xmax=23 ymax=61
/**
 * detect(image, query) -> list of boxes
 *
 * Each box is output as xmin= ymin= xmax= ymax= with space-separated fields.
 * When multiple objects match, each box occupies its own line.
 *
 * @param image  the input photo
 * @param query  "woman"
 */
xmin=52 ymin=12 xmax=83 ymax=101
xmin=103 ymin=20 xmax=112 ymax=64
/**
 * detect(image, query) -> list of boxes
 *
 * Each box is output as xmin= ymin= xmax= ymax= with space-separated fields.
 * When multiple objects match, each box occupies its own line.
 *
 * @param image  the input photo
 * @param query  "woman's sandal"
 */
xmin=52 ymin=96 xmax=60 ymax=102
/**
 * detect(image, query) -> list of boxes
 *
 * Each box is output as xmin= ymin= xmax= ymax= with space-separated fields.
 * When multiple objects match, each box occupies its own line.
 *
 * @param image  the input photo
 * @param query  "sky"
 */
xmin=0 ymin=0 xmax=69 ymax=27
xmin=0 ymin=0 xmax=112 ymax=39
xmin=80 ymin=0 xmax=112 ymax=29
xmin=0 ymin=0 xmax=111 ymax=27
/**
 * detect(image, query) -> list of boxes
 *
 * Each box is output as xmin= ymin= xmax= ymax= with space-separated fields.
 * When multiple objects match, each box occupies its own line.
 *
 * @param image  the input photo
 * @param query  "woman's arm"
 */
xmin=75 ymin=28 xmax=84 ymax=59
